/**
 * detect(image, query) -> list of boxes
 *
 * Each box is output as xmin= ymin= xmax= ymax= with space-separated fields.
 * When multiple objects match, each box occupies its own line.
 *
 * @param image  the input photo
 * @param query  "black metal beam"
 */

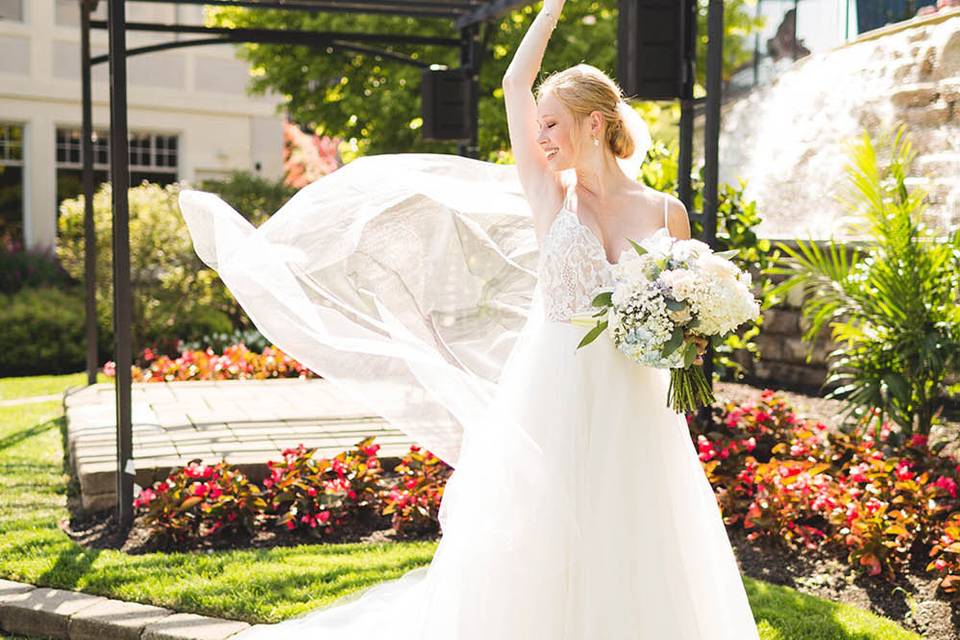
xmin=108 ymin=0 xmax=134 ymax=530
xmin=456 ymin=0 xmax=529 ymax=28
xmin=90 ymin=35 xmax=434 ymax=69
xmin=81 ymin=0 xmax=98 ymax=387
xmin=90 ymin=20 xmax=462 ymax=47
xmin=127 ymin=0 xmax=478 ymax=19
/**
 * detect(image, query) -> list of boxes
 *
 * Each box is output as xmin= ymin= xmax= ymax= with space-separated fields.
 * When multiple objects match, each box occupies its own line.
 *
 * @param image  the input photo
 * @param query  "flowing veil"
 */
xmin=179 ymin=154 xmax=545 ymax=476
xmin=178 ymin=102 xmax=652 ymax=471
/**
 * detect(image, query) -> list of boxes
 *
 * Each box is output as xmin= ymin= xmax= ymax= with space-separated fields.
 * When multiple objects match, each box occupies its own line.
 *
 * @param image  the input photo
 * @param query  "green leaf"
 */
xmin=664 ymin=298 xmax=686 ymax=311
xmin=683 ymin=341 xmax=698 ymax=367
xmin=714 ymin=249 xmax=739 ymax=260
xmin=627 ymin=237 xmax=648 ymax=256
xmin=591 ymin=290 xmax=612 ymax=307
xmin=576 ymin=320 xmax=608 ymax=349
xmin=661 ymin=326 xmax=685 ymax=357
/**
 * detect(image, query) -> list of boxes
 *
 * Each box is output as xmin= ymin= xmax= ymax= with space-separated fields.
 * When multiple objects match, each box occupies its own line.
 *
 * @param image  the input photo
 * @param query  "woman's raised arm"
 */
xmin=501 ymin=0 xmax=566 ymax=240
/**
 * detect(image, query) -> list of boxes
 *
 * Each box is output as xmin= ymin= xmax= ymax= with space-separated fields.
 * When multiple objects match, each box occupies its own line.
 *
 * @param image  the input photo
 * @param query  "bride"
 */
xmin=178 ymin=0 xmax=761 ymax=637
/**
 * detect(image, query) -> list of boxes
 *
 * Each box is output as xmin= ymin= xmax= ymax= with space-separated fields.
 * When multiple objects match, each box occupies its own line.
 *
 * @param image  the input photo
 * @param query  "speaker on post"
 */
xmin=617 ymin=0 xmax=696 ymax=100
xmin=421 ymin=68 xmax=475 ymax=142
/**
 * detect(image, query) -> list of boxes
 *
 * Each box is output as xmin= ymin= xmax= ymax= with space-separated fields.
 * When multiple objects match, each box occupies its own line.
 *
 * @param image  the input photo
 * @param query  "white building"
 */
xmin=0 ymin=0 xmax=285 ymax=251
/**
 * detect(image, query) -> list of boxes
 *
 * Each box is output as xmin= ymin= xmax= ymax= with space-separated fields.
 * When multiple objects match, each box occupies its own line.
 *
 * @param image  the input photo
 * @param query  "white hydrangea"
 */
xmin=601 ymin=234 xmax=760 ymax=370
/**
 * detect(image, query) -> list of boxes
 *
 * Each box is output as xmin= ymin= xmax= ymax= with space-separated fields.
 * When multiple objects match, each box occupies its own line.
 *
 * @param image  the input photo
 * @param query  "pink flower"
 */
xmin=318 ymin=510 xmax=331 ymax=523
xmin=894 ymin=462 xmax=914 ymax=481
xmin=307 ymin=486 xmax=317 ymax=497
xmin=934 ymin=476 xmax=958 ymax=498
xmin=910 ymin=434 xmax=928 ymax=449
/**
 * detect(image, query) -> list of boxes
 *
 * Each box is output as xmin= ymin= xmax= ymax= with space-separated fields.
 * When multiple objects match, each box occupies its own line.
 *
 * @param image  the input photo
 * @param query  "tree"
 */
xmin=207 ymin=0 xmax=762 ymax=159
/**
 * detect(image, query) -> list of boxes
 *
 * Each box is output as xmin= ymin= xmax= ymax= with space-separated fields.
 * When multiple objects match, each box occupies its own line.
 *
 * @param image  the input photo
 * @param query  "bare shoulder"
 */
xmin=663 ymin=193 xmax=691 ymax=240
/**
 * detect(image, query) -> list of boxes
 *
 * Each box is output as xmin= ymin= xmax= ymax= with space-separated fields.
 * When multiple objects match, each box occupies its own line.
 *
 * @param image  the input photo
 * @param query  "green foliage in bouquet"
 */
xmin=766 ymin=125 xmax=960 ymax=438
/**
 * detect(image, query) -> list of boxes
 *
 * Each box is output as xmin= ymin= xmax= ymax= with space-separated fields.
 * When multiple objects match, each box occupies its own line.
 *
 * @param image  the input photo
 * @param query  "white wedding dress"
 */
xmin=178 ymin=153 xmax=760 ymax=639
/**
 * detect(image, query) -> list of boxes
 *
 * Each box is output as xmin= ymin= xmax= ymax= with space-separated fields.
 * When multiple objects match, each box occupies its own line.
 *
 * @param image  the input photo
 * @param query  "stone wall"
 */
xmin=700 ymin=9 xmax=960 ymax=241
xmin=732 ymin=269 xmax=836 ymax=393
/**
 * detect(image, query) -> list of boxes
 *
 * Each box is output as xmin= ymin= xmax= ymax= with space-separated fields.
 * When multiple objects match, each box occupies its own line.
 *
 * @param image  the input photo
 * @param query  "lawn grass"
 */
xmin=0 ymin=372 xmax=109 ymax=402
xmin=0 ymin=373 xmax=923 ymax=638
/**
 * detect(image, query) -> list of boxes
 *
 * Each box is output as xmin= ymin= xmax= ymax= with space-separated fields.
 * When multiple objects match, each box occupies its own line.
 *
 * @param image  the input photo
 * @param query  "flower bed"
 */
xmin=132 ymin=438 xmax=452 ymax=547
xmin=104 ymin=343 xmax=316 ymax=382
xmin=689 ymin=390 xmax=960 ymax=596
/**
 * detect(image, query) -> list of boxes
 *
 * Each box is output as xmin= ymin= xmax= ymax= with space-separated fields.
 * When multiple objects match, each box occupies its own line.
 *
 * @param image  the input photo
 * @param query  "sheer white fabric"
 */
xmin=178 ymin=153 xmax=761 ymax=639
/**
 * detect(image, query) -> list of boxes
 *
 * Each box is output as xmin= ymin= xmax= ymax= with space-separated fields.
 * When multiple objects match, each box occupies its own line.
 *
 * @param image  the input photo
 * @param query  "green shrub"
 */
xmin=0 ymin=287 xmax=107 ymax=376
xmin=197 ymin=170 xmax=295 ymax=226
xmin=56 ymin=181 xmax=243 ymax=356
xmin=768 ymin=125 xmax=960 ymax=437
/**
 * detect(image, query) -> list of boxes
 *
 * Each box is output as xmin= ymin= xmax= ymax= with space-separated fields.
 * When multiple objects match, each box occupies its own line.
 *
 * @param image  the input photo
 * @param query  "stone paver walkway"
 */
xmin=65 ymin=379 xmax=415 ymax=512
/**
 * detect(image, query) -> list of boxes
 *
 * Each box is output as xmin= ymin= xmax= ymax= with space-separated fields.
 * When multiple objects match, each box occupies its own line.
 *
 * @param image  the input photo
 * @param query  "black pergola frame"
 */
xmin=78 ymin=0 xmax=724 ymax=529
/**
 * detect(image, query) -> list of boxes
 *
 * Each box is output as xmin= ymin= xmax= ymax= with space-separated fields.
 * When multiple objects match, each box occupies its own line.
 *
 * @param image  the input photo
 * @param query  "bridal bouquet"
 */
xmin=571 ymin=231 xmax=760 ymax=413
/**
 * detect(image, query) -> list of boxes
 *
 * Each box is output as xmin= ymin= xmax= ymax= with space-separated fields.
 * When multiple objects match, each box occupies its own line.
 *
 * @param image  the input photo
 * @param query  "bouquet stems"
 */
xmin=667 ymin=366 xmax=715 ymax=413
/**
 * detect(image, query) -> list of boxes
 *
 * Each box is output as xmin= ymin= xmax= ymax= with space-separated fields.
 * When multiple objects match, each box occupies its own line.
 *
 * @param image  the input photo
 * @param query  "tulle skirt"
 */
xmin=234 ymin=309 xmax=761 ymax=639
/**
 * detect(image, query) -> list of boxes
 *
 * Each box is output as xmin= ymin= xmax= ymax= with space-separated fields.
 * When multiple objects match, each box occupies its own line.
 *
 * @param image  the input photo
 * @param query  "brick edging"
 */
xmin=0 ymin=578 xmax=253 ymax=640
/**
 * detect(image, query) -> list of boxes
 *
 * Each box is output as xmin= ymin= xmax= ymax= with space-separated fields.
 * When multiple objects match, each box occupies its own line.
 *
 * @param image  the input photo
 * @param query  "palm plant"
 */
xmin=766 ymin=124 xmax=960 ymax=439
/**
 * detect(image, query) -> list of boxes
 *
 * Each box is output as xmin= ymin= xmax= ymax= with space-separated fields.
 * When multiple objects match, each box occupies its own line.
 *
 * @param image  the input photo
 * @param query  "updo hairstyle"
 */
xmin=535 ymin=63 xmax=635 ymax=160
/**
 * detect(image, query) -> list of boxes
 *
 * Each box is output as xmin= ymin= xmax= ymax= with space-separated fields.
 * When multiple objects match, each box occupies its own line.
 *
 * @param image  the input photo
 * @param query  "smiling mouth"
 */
xmin=545 ymin=149 xmax=558 ymax=159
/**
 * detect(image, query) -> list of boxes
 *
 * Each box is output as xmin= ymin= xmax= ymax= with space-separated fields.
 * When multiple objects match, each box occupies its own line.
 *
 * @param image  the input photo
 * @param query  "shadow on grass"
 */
xmin=35 ymin=543 xmax=102 ymax=590
xmin=0 ymin=416 xmax=60 ymax=453
xmin=747 ymin=577 xmax=916 ymax=640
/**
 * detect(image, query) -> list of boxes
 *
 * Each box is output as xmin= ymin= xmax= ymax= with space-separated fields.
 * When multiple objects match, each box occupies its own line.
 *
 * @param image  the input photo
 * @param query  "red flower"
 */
xmin=934 ymin=476 xmax=958 ymax=498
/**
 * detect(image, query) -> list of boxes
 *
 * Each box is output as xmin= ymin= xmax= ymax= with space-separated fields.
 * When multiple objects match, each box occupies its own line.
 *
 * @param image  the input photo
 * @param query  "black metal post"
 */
xmin=677 ymin=0 xmax=697 ymax=210
xmin=698 ymin=0 xmax=723 ymax=423
xmin=81 ymin=0 xmax=98 ymax=387
xmin=107 ymin=0 xmax=134 ymax=530
xmin=457 ymin=23 xmax=481 ymax=159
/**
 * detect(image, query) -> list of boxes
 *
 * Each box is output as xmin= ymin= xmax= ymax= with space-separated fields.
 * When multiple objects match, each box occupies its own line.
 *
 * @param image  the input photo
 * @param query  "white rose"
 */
xmin=658 ymin=268 xmax=697 ymax=301
xmin=697 ymin=253 xmax=739 ymax=282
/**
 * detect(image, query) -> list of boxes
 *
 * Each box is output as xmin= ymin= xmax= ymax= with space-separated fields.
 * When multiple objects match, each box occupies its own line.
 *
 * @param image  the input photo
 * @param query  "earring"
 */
xmin=592 ymin=137 xmax=599 ymax=146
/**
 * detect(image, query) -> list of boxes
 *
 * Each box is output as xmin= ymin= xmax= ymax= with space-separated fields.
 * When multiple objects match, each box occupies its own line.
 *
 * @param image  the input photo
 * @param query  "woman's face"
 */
xmin=536 ymin=91 xmax=588 ymax=172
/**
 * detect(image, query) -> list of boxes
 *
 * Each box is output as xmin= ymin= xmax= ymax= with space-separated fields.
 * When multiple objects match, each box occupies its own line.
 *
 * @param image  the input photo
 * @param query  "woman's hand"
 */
xmin=684 ymin=331 xmax=709 ymax=366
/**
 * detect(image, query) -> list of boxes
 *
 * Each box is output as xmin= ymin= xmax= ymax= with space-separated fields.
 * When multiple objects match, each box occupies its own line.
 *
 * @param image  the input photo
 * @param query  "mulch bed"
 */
xmin=60 ymin=380 xmax=959 ymax=638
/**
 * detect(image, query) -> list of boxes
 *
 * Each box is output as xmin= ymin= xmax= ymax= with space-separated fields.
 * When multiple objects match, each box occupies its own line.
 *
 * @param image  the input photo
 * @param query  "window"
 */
xmin=0 ymin=124 xmax=24 ymax=247
xmin=0 ymin=0 xmax=22 ymax=22
xmin=55 ymin=129 xmax=179 ymax=208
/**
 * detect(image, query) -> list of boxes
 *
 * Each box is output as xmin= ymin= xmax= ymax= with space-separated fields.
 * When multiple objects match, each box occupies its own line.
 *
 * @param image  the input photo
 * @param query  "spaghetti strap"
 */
xmin=663 ymin=193 xmax=669 ymax=229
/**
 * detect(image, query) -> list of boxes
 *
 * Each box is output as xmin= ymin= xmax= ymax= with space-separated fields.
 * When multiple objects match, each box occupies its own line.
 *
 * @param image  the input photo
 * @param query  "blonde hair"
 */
xmin=535 ymin=63 xmax=635 ymax=160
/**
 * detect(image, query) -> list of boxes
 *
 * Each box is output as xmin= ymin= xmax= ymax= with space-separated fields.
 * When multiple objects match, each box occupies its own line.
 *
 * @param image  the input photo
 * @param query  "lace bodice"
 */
xmin=537 ymin=189 xmax=670 ymax=322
